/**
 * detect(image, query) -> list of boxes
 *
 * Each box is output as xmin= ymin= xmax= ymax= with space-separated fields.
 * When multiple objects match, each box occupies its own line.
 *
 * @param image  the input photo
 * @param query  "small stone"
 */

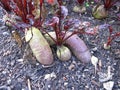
xmin=91 ymin=51 xmax=94 ymax=54
xmin=103 ymin=43 xmax=110 ymax=50
xmin=92 ymin=47 xmax=98 ymax=51
xmin=63 ymin=76 xmax=67 ymax=81
xmin=106 ymin=57 xmax=110 ymax=61
xmin=85 ymin=85 xmax=89 ymax=89
xmin=50 ymin=72 xmax=56 ymax=79
xmin=17 ymin=59 xmax=24 ymax=62
xmin=2 ymin=70 xmax=7 ymax=74
xmin=10 ymin=60 xmax=15 ymax=66
xmin=48 ymin=85 xmax=51 ymax=88
xmin=2 ymin=32 xmax=9 ymax=36
xmin=44 ymin=72 xmax=56 ymax=80
xmin=36 ymin=62 xmax=39 ymax=66
xmin=72 ymin=87 xmax=75 ymax=90
xmin=64 ymin=82 xmax=68 ymax=86
xmin=82 ymin=73 xmax=86 ymax=78
xmin=44 ymin=74 xmax=51 ymax=80
xmin=7 ymin=79 xmax=11 ymax=85
xmin=84 ymin=69 xmax=89 ymax=72
xmin=72 ymin=60 xmax=76 ymax=64
xmin=103 ymin=81 xmax=114 ymax=90
xmin=68 ymin=63 xmax=75 ymax=70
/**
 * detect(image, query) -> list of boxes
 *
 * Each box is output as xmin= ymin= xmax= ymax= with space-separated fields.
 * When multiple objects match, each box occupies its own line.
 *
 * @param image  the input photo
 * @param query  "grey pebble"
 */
xmin=0 ymin=86 xmax=11 ymax=90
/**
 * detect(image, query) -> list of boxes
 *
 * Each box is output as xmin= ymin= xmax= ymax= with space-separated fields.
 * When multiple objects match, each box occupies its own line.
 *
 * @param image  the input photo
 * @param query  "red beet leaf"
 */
xmin=106 ymin=26 xmax=120 ymax=46
xmin=0 ymin=0 xmax=45 ymax=29
xmin=0 ymin=0 xmax=11 ymax=11
xmin=77 ymin=0 xmax=85 ymax=5
xmin=102 ymin=0 xmax=118 ymax=10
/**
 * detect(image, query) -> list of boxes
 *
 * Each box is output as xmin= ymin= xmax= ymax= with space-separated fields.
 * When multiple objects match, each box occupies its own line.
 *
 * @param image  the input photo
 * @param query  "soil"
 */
xmin=0 ymin=1 xmax=120 ymax=90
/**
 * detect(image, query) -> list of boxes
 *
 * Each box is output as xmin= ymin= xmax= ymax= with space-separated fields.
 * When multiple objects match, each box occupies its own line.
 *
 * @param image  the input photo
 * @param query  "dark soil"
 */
xmin=0 ymin=1 xmax=120 ymax=90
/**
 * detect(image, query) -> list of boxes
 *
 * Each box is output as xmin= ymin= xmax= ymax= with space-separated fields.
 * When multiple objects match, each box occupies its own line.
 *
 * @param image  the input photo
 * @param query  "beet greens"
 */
xmin=102 ymin=0 xmax=118 ymax=10
xmin=0 ymin=0 xmax=45 ymax=29
xmin=45 ymin=3 xmax=95 ymax=46
xmin=106 ymin=26 xmax=120 ymax=46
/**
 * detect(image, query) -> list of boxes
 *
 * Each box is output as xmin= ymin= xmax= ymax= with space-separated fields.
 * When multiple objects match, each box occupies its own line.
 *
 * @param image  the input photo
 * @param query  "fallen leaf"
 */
xmin=91 ymin=55 xmax=98 ymax=74
xmin=12 ymin=30 xmax=22 ymax=47
xmin=103 ymin=81 xmax=114 ymax=90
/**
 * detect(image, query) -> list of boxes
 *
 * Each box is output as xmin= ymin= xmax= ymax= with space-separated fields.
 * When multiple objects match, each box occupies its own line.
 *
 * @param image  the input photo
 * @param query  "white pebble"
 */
xmin=44 ymin=72 xmax=56 ymax=80
xmin=50 ymin=72 xmax=56 ymax=79
xmin=44 ymin=74 xmax=51 ymax=80
xmin=64 ymin=82 xmax=68 ymax=86
xmin=2 ymin=32 xmax=9 ymax=36
xmin=7 ymin=79 xmax=11 ymax=85
xmin=48 ymin=85 xmax=51 ymax=88
xmin=103 ymin=81 xmax=114 ymax=90
xmin=17 ymin=59 xmax=24 ymax=62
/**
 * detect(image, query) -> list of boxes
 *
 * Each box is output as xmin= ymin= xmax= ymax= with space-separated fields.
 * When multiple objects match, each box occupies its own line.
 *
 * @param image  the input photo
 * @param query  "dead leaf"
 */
xmin=91 ymin=55 xmax=98 ymax=74
xmin=12 ymin=30 xmax=22 ymax=47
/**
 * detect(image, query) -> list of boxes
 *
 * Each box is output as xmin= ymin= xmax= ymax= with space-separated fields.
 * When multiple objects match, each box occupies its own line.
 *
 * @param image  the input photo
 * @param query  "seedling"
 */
xmin=104 ymin=26 xmax=120 ymax=49
xmin=0 ymin=0 xmax=54 ymax=66
xmin=73 ymin=0 xmax=86 ymax=13
xmin=44 ymin=2 xmax=95 ymax=62
xmin=102 ymin=0 xmax=117 ymax=10
xmin=92 ymin=0 xmax=118 ymax=19
xmin=0 ymin=0 xmax=95 ymax=64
